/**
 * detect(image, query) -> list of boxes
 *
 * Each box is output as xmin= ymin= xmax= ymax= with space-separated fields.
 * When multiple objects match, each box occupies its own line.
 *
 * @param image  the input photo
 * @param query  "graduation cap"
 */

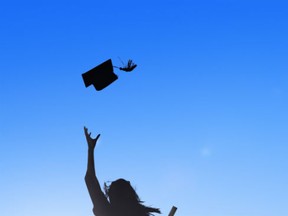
xmin=82 ymin=59 xmax=118 ymax=91
xmin=82 ymin=58 xmax=137 ymax=91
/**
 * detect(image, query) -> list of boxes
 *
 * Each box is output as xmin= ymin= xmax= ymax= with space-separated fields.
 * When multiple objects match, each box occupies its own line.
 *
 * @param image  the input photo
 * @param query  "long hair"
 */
xmin=104 ymin=179 xmax=161 ymax=216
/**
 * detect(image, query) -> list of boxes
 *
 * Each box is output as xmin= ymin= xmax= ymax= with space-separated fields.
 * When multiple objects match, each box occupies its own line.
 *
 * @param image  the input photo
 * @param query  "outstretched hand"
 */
xmin=84 ymin=126 xmax=100 ymax=150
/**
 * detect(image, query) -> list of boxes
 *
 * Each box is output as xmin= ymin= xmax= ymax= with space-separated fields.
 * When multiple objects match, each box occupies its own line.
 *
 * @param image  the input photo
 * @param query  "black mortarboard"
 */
xmin=82 ymin=59 xmax=118 ymax=91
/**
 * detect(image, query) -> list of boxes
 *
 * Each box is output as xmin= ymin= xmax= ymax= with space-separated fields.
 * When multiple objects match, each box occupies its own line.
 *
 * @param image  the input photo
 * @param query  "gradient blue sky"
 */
xmin=1 ymin=0 xmax=288 ymax=216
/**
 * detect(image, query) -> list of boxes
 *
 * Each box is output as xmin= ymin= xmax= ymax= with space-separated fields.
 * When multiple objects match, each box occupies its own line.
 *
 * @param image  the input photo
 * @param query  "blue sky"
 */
xmin=1 ymin=0 xmax=288 ymax=215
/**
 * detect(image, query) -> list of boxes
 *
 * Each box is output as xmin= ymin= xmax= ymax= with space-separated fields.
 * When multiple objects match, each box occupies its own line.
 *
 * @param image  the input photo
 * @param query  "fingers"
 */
xmin=84 ymin=127 xmax=91 ymax=137
xmin=84 ymin=127 xmax=100 ymax=143
xmin=95 ymin=134 xmax=101 ymax=141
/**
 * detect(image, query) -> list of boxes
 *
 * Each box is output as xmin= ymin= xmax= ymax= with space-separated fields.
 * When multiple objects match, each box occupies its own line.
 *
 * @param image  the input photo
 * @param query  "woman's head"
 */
xmin=105 ymin=179 xmax=139 ymax=206
xmin=104 ymin=178 xmax=161 ymax=216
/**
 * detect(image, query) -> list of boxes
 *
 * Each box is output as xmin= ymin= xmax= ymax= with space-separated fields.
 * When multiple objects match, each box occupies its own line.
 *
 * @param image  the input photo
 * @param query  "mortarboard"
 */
xmin=82 ymin=59 xmax=118 ymax=91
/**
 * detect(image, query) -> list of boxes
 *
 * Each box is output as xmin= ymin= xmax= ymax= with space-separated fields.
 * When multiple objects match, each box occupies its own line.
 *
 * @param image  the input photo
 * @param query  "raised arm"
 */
xmin=84 ymin=127 xmax=110 ymax=216
xmin=84 ymin=127 xmax=100 ymax=177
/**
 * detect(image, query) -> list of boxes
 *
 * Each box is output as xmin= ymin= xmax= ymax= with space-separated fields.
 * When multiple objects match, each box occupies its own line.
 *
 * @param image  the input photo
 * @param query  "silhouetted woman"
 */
xmin=84 ymin=127 xmax=161 ymax=216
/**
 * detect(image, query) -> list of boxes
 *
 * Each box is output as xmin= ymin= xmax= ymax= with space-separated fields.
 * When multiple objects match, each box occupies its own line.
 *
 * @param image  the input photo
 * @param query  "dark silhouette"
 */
xmin=82 ymin=59 xmax=137 ymax=91
xmin=82 ymin=59 xmax=118 ymax=91
xmin=114 ymin=59 xmax=137 ymax=72
xmin=84 ymin=127 xmax=161 ymax=216
xmin=168 ymin=206 xmax=177 ymax=216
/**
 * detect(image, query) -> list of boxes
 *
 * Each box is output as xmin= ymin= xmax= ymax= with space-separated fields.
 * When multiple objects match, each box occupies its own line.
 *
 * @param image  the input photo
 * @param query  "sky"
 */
xmin=0 ymin=0 xmax=288 ymax=215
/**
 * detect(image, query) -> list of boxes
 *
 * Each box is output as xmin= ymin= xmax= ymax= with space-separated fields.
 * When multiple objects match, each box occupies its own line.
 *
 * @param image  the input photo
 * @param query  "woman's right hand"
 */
xmin=84 ymin=126 xmax=100 ymax=150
